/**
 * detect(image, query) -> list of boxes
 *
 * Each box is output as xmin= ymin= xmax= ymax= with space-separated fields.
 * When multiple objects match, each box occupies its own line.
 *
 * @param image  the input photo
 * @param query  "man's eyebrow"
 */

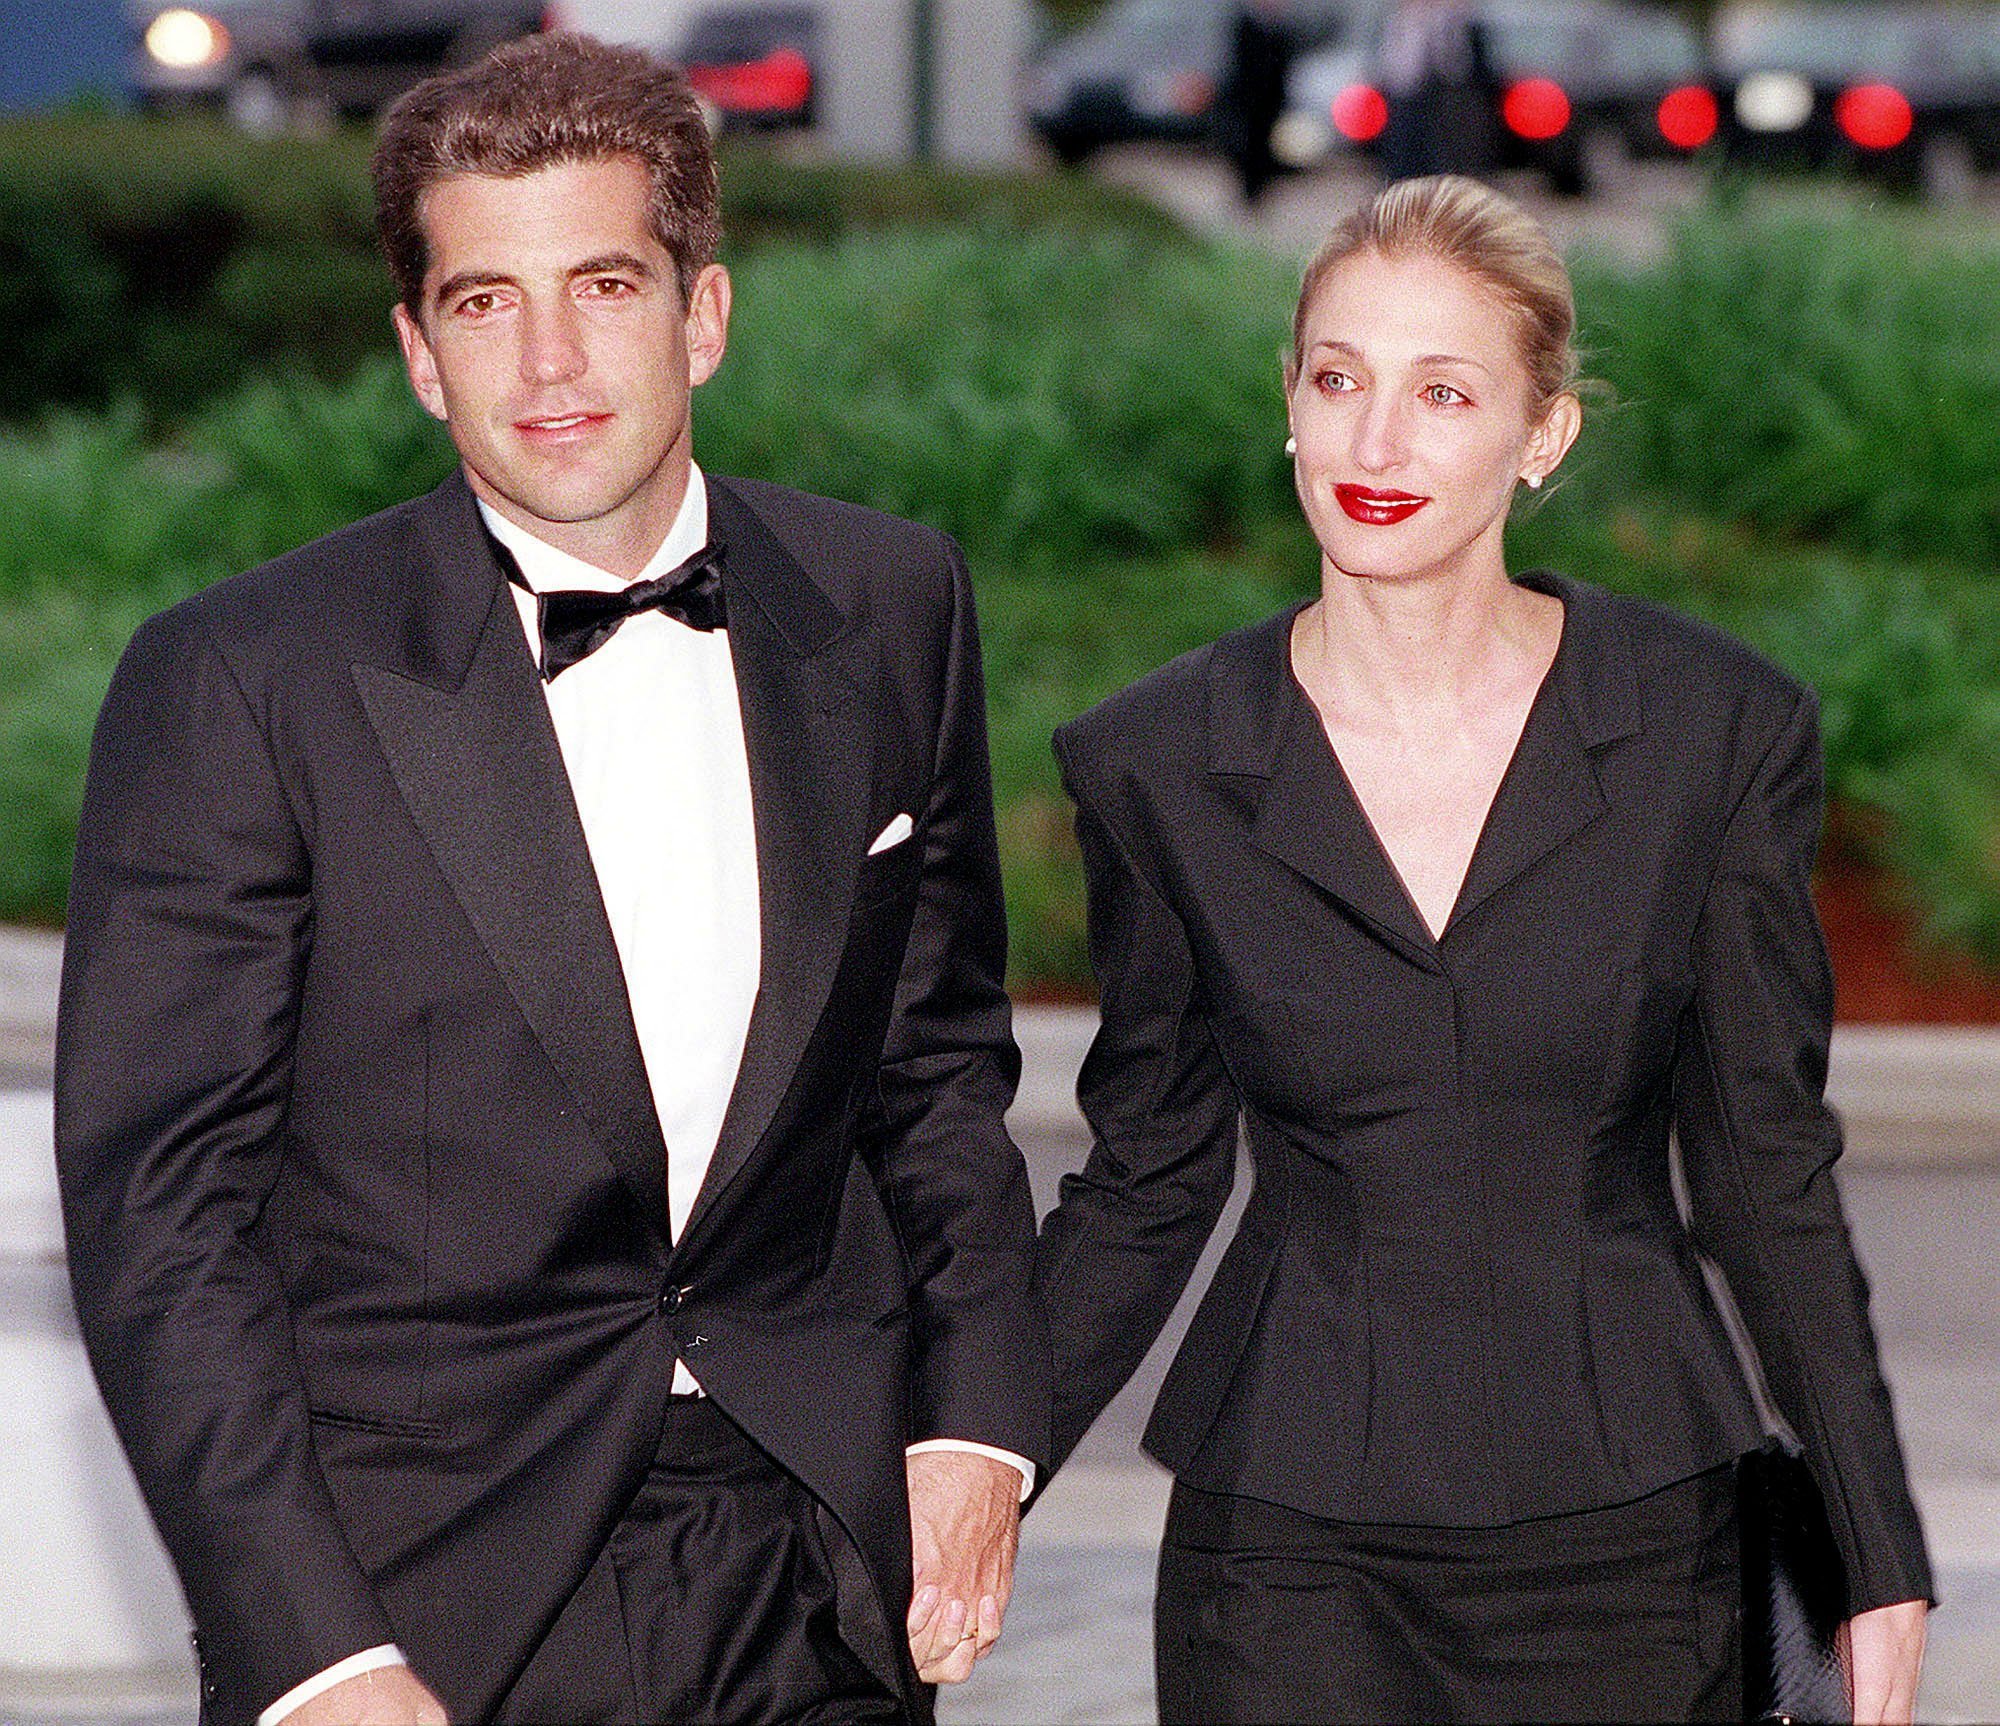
xmin=571 ymin=252 xmax=657 ymax=280
xmin=431 ymin=268 xmax=514 ymax=308
xmin=428 ymin=253 xmax=657 ymax=309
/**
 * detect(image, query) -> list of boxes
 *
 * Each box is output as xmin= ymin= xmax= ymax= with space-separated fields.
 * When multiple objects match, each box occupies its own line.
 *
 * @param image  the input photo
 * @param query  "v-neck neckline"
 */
xmin=1284 ymin=578 xmax=1571 ymax=948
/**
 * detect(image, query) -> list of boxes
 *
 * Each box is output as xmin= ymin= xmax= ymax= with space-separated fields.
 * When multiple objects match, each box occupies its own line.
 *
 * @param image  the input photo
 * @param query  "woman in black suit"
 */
xmin=1035 ymin=176 xmax=1931 ymax=1723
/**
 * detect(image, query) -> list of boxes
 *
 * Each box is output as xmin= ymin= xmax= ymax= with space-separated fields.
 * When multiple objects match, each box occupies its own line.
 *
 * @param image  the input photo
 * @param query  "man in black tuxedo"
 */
xmin=55 ymin=34 xmax=1046 ymax=1726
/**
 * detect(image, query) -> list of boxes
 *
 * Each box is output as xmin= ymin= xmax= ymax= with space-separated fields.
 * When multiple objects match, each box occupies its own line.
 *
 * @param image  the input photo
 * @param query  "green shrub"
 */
xmin=1 ymin=119 xmax=392 ymax=417
xmin=703 ymin=226 xmax=1297 ymax=573
xmin=1572 ymin=201 xmax=2000 ymax=569
xmin=5 ymin=205 xmax=2000 ymax=983
xmin=0 ymin=115 xmax=1186 ymax=426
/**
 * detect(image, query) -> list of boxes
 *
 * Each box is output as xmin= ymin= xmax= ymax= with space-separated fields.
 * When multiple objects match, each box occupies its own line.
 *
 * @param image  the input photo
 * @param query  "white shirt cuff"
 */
xmin=905 ymin=1438 xmax=1036 ymax=1501
xmin=258 ymin=1645 xmax=409 ymax=1726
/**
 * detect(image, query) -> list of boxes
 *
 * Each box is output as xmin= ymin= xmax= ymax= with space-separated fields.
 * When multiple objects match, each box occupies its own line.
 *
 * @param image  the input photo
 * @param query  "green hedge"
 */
xmin=6 ymin=195 xmax=2000 ymax=984
xmin=1569 ymin=202 xmax=2000 ymax=570
xmin=2 ymin=115 xmax=1184 ymax=426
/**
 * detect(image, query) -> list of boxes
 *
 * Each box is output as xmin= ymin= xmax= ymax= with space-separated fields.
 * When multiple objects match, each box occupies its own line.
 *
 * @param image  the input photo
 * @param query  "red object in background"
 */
xmin=1834 ymin=82 xmax=1914 ymax=150
xmin=1815 ymin=861 xmax=2000 ymax=1023
xmin=1502 ymin=77 xmax=1571 ymax=142
xmin=686 ymin=45 xmax=812 ymax=115
xmin=1331 ymin=82 xmax=1390 ymax=143
xmin=1167 ymin=69 xmax=1217 ymax=116
xmin=1656 ymin=84 xmax=1719 ymax=150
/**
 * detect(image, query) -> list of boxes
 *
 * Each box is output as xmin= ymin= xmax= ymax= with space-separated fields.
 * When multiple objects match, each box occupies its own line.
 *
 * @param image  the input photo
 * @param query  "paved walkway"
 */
xmin=0 ymin=924 xmax=57 ymax=1090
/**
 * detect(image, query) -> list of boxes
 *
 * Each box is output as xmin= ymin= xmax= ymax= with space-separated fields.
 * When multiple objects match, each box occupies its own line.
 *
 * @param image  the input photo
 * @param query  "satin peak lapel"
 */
xmin=352 ymin=491 xmax=672 ymax=1238
xmin=679 ymin=480 xmax=869 ymax=1247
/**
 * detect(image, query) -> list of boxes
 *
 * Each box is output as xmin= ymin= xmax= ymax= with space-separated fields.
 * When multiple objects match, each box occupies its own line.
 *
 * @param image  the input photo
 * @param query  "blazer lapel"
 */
xmin=1211 ymin=608 xmax=1440 ymax=967
xmin=679 ymin=478 xmax=870 ymax=1246
xmin=1446 ymin=572 xmax=1640 ymax=935
xmin=351 ymin=475 xmax=673 ymax=1238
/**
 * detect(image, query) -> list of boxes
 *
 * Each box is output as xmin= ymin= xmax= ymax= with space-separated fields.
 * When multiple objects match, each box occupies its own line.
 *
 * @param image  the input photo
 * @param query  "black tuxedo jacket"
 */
xmin=1036 ymin=571 xmax=1931 ymax=1615
xmin=55 ymin=471 xmax=1049 ymax=1723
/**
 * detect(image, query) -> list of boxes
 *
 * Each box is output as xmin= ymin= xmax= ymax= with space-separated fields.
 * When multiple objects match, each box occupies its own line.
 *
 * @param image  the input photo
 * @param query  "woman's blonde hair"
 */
xmin=1290 ymin=175 xmax=1580 ymax=417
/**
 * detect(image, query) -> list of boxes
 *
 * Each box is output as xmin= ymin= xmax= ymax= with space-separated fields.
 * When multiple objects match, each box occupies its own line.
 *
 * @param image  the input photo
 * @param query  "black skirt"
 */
xmin=1155 ymin=1464 xmax=1742 ymax=1725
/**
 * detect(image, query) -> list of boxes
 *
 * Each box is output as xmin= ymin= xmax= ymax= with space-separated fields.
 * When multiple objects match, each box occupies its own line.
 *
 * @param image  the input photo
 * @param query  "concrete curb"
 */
xmin=0 ymin=925 xmax=59 ymax=1078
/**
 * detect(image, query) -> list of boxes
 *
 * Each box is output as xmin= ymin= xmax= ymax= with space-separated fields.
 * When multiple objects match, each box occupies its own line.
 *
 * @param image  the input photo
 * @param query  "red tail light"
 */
xmin=1834 ymin=82 xmax=1913 ymax=150
xmin=1656 ymin=84 xmax=1718 ymax=150
xmin=1502 ymin=78 xmax=1571 ymax=142
xmin=1167 ymin=70 xmax=1216 ymax=116
xmin=688 ymin=46 xmax=812 ymax=114
xmin=1330 ymin=83 xmax=1389 ymax=143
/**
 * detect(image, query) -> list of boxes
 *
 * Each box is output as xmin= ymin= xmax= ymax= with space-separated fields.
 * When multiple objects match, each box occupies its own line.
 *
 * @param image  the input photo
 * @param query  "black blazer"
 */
xmin=55 ymin=471 xmax=1050 ymax=1723
xmin=1036 ymin=571 xmax=1931 ymax=1615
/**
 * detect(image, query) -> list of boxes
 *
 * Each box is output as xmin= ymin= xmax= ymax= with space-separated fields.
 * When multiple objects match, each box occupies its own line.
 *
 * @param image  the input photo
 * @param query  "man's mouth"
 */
xmin=516 ymin=411 xmax=608 ymax=437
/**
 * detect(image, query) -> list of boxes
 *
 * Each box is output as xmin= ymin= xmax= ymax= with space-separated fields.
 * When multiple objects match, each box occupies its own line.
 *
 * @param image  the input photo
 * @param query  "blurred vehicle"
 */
xmin=1712 ymin=2 xmax=2000 ymax=194
xmin=677 ymin=3 xmax=816 ymax=132
xmin=1277 ymin=0 xmax=1714 ymax=195
xmin=1023 ymin=0 xmax=1375 ymax=166
xmin=127 ymin=0 xmax=547 ymax=131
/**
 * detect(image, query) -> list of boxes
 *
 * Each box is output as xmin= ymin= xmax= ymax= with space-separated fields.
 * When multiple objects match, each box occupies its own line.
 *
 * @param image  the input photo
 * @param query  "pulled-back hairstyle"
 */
xmin=372 ymin=33 xmax=719 ymax=313
xmin=1291 ymin=175 xmax=1579 ymax=417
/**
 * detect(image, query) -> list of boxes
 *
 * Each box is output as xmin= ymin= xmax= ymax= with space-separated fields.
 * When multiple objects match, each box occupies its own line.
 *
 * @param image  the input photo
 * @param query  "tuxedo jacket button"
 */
xmin=661 ymin=1283 xmax=690 ymax=1313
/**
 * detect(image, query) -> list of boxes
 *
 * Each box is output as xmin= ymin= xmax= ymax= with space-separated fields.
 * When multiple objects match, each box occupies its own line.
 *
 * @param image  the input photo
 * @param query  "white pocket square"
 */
xmin=867 ymin=813 xmax=915 ymax=855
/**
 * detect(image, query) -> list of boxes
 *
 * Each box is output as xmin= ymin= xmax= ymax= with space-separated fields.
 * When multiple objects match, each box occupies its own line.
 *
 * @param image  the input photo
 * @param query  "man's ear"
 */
xmin=393 ymin=302 xmax=449 ymax=423
xmin=684 ymin=262 xmax=731 ymax=389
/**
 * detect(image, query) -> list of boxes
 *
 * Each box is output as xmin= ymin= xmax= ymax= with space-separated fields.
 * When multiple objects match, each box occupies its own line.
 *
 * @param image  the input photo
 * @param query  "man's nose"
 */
xmin=520 ymin=298 xmax=586 ymax=386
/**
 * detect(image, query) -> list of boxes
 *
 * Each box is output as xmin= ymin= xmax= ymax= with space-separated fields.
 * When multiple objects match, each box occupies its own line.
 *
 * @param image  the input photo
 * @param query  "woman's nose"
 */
xmin=1351 ymin=392 xmax=1408 ymax=473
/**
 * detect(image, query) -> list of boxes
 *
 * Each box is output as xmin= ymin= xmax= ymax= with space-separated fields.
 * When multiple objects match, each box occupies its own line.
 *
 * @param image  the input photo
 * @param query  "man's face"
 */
xmin=393 ymin=155 xmax=729 ymax=576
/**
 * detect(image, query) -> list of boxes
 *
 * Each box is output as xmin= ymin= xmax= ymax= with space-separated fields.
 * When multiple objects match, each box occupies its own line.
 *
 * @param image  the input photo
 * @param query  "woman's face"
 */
xmin=1287 ymin=247 xmax=1576 ymax=591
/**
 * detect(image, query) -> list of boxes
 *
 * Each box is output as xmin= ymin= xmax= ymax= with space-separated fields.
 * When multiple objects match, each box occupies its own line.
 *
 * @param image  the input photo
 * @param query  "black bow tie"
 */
xmin=506 ymin=542 xmax=729 ymax=681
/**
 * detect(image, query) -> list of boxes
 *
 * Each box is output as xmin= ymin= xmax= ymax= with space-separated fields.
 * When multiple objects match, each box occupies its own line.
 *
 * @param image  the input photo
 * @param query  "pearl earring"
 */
xmin=1284 ymin=434 xmax=1297 ymax=456
xmin=1524 ymin=473 xmax=1543 ymax=489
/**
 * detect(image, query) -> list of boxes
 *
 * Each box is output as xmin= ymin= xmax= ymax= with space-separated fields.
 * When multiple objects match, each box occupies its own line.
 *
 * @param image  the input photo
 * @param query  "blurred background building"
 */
xmin=0 ymin=0 xmax=123 ymax=110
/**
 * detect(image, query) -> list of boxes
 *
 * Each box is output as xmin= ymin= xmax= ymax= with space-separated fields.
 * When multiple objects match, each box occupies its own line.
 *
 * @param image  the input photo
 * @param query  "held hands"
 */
xmin=904 ymin=1451 xmax=1022 ymax=1685
xmin=1844 ymin=1598 xmax=1927 ymax=1726
xmin=285 ymin=1666 xmax=448 ymax=1726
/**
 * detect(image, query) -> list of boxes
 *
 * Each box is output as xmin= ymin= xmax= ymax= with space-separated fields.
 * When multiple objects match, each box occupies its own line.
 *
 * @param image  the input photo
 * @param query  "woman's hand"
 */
xmin=1843 ymin=1597 xmax=1927 ymax=1725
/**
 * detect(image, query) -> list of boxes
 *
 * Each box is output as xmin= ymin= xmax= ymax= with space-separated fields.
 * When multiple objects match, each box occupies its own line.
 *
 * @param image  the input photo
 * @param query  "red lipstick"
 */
xmin=1335 ymin=484 xmax=1429 ymax=525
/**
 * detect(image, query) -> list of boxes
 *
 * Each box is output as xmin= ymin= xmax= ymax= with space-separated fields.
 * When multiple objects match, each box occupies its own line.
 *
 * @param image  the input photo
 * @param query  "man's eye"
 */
xmin=456 ymin=292 xmax=498 ymax=316
xmin=583 ymin=277 xmax=635 ymax=297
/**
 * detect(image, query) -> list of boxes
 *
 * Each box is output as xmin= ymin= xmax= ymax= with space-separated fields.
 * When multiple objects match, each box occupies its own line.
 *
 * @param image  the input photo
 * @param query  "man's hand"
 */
xmin=286 ymin=1665 xmax=448 ymax=1726
xmin=1844 ymin=1598 xmax=1927 ymax=1726
xmin=904 ymin=1450 xmax=1021 ymax=1685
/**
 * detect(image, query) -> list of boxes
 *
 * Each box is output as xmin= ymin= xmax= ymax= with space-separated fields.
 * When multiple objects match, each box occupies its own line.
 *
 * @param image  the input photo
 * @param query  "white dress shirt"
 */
xmin=491 ymin=468 xmax=760 ymax=1261
xmin=259 ymin=468 xmax=1026 ymax=1725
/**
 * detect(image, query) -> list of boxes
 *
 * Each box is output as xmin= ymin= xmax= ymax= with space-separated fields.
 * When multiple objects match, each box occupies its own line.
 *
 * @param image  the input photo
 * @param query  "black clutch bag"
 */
xmin=1738 ymin=1440 xmax=1851 ymax=1724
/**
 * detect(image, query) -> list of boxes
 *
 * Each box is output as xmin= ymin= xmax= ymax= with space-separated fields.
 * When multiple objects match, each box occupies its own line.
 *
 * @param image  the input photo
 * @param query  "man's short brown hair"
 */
xmin=372 ymin=32 xmax=720 ymax=313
